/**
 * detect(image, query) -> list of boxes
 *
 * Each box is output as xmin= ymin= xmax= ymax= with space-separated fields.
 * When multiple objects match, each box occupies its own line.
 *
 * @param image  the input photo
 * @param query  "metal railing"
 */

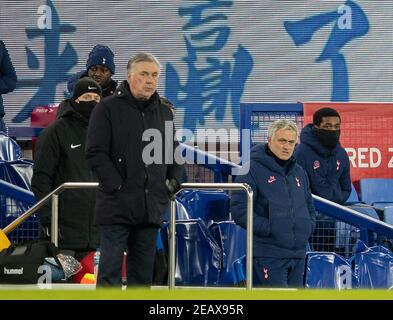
xmin=313 ymin=194 xmax=393 ymax=241
xmin=2 ymin=182 xmax=99 ymax=246
xmin=169 ymin=182 xmax=254 ymax=290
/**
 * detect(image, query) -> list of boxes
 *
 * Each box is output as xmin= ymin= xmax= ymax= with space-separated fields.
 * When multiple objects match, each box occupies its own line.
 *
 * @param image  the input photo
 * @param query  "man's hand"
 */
xmin=165 ymin=178 xmax=180 ymax=201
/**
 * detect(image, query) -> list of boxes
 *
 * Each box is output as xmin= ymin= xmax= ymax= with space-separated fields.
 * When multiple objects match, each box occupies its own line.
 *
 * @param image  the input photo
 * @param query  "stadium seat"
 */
xmin=382 ymin=206 xmax=393 ymax=226
xmin=231 ymin=255 xmax=246 ymax=286
xmin=0 ymin=133 xmax=22 ymax=162
xmin=162 ymin=219 xmax=222 ymax=286
xmin=209 ymin=221 xmax=246 ymax=285
xmin=305 ymin=252 xmax=352 ymax=289
xmin=359 ymin=178 xmax=393 ymax=205
xmin=178 ymin=190 xmax=230 ymax=225
xmin=349 ymin=240 xmax=393 ymax=289
xmin=164 ymin=198 xmax=193 ymax=222
xmin=335 ymin=205 xmax=380 ymax=257
xmin=345 ymin=183 xmax=360 ymax=204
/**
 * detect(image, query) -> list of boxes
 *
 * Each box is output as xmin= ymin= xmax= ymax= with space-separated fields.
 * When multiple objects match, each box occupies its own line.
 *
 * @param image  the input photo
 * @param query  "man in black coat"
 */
xmin=86 ymin=53 xmax=183 ymax=287
xmin=32 ymin=77 xmax=102 ymax=261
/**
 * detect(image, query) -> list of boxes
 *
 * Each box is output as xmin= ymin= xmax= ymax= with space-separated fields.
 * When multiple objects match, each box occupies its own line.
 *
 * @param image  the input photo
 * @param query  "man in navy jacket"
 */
xmin=231 ymin=119 xmax=316 ymax=287
xmin=294 ymin=107 xmax=351 ymax=204
xmin=0 ymin=41 xmax=17 ymax=132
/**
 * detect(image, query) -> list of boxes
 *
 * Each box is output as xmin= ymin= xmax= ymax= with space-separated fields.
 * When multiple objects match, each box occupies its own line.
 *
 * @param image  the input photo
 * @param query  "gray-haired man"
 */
xmin=231 ymin=119 xmax=316 ymax=287
xmin=86 ymin=53 xmax=183 ymax=287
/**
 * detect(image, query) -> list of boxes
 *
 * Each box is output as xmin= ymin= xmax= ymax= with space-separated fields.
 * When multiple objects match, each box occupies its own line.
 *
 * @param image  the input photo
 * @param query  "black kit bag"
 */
xmin=0 ymin=240 xmax=60 ymax=284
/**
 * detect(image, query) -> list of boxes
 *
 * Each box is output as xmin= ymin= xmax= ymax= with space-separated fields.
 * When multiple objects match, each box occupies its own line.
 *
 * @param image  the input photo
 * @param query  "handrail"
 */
xmin=2 ymin=182 xmax=99 ymax=246
xmin=312 ymin=194 xmax=393 ymax=240
xmin=169 ymin=182 xmax=254 ymax=290
xmin=0 ymin=179 xmax=36 ymax=205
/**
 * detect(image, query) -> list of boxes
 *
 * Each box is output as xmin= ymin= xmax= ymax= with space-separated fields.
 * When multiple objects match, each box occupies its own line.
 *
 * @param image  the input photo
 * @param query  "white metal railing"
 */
xmin=5 ymin=181 xmax=254 ymax=289
xmin=3 ymin=182 xmax=99 ymax=246
xmin=169 ymin=183 xmax=253 ymax=290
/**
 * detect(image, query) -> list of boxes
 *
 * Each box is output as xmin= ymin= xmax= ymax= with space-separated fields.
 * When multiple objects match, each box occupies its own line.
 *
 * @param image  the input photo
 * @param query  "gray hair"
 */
xmin=127 ymin=53 xmax=161 ymax=73
xmin=268 ymin=119 xmax=298 ymax=140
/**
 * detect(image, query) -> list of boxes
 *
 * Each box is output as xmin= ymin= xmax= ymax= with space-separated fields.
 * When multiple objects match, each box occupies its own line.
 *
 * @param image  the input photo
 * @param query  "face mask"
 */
xmin=313 ymin=127 xmax=340 ymax=148
xmin=73 ymin=101 xmax=97 ymax=119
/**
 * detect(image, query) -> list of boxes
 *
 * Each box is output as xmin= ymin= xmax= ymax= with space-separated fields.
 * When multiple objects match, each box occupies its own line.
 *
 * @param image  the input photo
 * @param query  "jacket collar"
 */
xmin=59 ymin=99 xmax=89 ymax=125
xmin=251 ymin=143 xmax=297 ymax=176
xmin=115 ymin=80 xmax=160 ymax=112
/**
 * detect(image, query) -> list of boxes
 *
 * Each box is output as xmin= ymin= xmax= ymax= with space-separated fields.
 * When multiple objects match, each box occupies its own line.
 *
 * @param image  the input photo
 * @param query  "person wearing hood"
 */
xmin=32 ymin=77 xmax=102 ymax=261
xmin=294 ymin=107 xmax=351 ymax=204
xmin=231 ymin=119 xmax=316 ymax=288
xmin=86 ymin=53 xmax=183 ymax=287
xmin=57 ymin=45 xmax=117 ymax=119
xmin=0 ymin=40 xmax=17 ymax=132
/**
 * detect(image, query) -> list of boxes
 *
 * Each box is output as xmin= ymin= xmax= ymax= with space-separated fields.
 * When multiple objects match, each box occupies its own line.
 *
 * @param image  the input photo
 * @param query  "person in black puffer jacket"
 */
xmin=32 ymin=77 xmax=102 ymax=261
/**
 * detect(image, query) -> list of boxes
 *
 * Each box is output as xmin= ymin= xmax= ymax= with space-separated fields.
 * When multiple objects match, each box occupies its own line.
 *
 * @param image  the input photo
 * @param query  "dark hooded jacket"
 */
xmin=86 ymin=80 xmax=183 ymax=226
xmin=56 ymin=71 xmax=117 ymax=120
xmin=294 ymin=124 xmax=351 ymax=204
xmin=31 ymin=100 xmax=99 ymax=249
xmin=231 ymin=143 xmax=316 ymax=258
xmin=0 ymin=41 xmax=17 ymax=117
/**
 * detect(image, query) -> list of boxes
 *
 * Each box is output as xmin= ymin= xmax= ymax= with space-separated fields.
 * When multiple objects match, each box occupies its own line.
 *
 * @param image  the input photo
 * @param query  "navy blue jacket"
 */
xmin=0 ymin=41 xmax=17 ymax=116
xmin=231 ymin=144 xmax=316 ymax=258
xmin=294 ymin=124 xmax=351 ymax=204
xmin=67 ymin=70 xmax=117 ymax=98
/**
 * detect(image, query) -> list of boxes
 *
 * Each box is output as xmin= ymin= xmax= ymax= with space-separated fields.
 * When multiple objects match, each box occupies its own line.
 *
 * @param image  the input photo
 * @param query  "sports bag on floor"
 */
xmin=0 ymin=240 xmax=60 ymax=284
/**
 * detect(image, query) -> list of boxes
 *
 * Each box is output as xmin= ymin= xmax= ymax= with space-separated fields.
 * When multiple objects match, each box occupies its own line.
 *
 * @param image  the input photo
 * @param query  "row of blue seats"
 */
xmin=233 ymin=240 xmax=393 ymax=289
xmin=348 ymin=179 xmax=393 ymax=224
xmin=160 ymin=216 xmax=246 ymax=286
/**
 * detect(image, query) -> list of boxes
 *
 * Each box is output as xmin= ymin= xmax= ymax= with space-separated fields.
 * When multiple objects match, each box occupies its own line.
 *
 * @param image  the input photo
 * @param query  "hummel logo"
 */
xmin=88 ymin=86 xmax=97 ymax=90
xmin=71 ymin=144 xmax=82 ymax=149
xmin=102 ymin=58 xmax=106 ymax=64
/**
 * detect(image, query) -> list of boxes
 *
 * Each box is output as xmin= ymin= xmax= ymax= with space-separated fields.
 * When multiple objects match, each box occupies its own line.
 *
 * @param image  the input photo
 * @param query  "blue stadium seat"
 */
xmin=336 ymin=205 xmax=380 ymax=257
xmin=162 ymin=219 xmax=222 ymax=286
xmin=178 ymin=190 xmax=230 ymax=225
xmin=305 ymin=252 xmax=352 ymax=289
xmin=345 ymin=183 xmax=360 ymax=204
xmin=0 ymin=159 xmax=37 ymax=243
xmin=383 ymin=206 xmax=393 ymax=225
xmin=0 ymin=133 xmax=22 ymax=162
xmin=359 ymin=178 xmax=393 ymax=204
xmin=164 ymin=198 xmax=193 ymax=221
xmin=349 ymin=240 xmax=393 ymax=289
xmin=231 ymin=255 xmax=246 ymax=286
xmin=209 ymin=221 xmax=246 ymax=285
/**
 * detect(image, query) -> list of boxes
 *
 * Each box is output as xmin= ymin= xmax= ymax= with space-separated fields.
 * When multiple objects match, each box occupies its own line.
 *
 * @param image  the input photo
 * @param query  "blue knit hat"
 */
xmin=86 ymin=45 xmax=115 ymax=75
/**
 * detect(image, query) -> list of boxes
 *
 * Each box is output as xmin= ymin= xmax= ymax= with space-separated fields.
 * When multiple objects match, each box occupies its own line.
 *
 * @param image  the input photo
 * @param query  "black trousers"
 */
xmin=97 ymin=224 xmax=158 ymax=287
xmin=253 ymin=257 xmax=306 ymax=288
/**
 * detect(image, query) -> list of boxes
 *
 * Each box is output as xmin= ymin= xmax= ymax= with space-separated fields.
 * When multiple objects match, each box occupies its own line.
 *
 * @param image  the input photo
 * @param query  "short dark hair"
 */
xmin=313 ymin=107 xmax=341 ymax=126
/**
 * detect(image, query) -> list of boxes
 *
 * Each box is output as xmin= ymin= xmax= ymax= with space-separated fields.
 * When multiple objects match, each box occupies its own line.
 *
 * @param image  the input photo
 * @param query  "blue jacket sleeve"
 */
xmin=230 ymin=167 xmax=270 ymax=238
xmin=67 ymin=70 xmax=87 ymax=95
xmin=303 ymin=171 xmax=316 ymax=233
xmin=338 ymin=152 xmax=352 ymax=203
xmin=0 ymin=41 xmax=17 ymax=94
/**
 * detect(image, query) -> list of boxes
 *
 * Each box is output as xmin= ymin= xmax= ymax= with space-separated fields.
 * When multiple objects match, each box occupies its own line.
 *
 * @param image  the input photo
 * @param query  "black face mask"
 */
xmin=73 ymin=101 xmax=97 ymax=119
xmin=313 ymin=127 xmax=340 ymax=148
